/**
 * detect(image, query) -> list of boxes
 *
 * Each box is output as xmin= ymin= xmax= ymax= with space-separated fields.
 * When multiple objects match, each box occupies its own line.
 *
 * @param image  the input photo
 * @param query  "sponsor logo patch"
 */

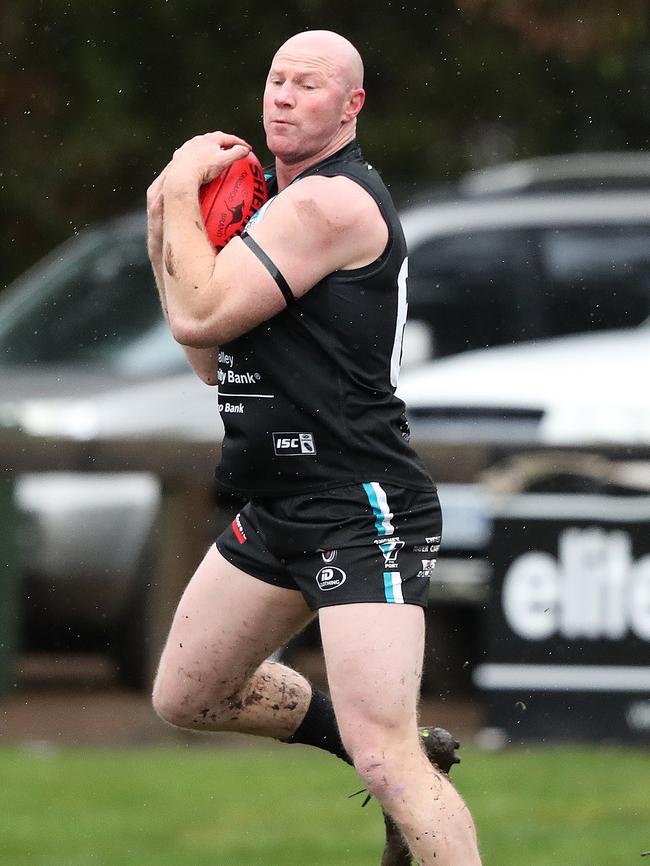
xmin=374 ymin=536 xmax=404 ymax=569
xmin=272 ymin=432 xmax=317 ymax=456
xmin=320 ymin=549 xmax=338 ymax=564
xmin=415 ymin=536 xmax=441 ymax=554
xmin=225 ymin=199 xmax=246 ymax=231
xmin=232 ymin=514 xmax=247 ymax=544
xmin=418 ymin=559 xmax=437 ymax=578
xmin=316 ymin=566 xmax=347 ymax=591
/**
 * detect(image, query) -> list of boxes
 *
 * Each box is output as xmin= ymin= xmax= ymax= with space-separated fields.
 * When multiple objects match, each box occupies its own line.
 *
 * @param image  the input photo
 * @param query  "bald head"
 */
xmin=264 ymin=29 xmax=366 ymax=180
xmin=274 ymin=30 xmax=364 ymax=90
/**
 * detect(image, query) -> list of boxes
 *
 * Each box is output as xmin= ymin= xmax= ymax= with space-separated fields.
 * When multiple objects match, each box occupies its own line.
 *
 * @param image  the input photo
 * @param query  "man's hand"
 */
xmin=146 ymin=139 xmax=236 ymax=386
xmin=146 ymin=131 xmax=251 ymax=267
xmin=146 ymin=131 xmax=251 ymax=307
xmin=165 ymin=131 xmax=252 ymax=190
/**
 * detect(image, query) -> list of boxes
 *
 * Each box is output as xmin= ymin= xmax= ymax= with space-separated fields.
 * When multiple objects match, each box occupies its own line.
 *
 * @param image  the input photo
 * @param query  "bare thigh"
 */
xmin=319 ymin=603 xmax=425 ymax=751
xmin=322 ymin=604 xmax=481 ymax=865
xmin=153 ymin=545 xmax=313 ymax=721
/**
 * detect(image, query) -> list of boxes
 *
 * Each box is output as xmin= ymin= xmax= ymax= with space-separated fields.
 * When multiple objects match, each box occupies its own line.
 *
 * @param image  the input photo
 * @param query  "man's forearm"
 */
xmin=148 ymin=210 xmax=219 ymax=384
xmin=147 ymin=228 xmax=169 ymax=319
xmin=161 ymin=179 xmax=219 ymax=332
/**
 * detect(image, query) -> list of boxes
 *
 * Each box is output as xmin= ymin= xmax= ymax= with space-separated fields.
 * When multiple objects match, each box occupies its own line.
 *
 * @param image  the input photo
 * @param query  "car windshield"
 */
xmin=0 ymin=222 xmax=186 ymax=376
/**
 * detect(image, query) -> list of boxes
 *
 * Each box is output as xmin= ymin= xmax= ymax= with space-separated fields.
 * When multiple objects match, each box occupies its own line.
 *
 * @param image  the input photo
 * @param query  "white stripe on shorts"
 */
xmin=383 ymin=571 xmax=405 ymax=604
xmin=365 ymin=481 xmax=395 ymax=536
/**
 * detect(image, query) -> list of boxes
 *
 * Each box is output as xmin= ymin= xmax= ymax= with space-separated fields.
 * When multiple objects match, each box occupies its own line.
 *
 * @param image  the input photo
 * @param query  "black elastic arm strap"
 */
xmin=240 ymin=230 xmax=295 ymax=306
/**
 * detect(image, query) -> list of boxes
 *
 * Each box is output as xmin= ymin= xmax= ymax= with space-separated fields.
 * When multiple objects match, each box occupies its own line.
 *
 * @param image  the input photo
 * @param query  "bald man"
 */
xmin=147 ymin=30 xmax=482 ymax=866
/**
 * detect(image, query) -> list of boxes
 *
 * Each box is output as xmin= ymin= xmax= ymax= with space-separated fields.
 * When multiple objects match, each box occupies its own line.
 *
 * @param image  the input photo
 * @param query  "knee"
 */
xmin=342 ymin=729 xmax=404 ymax=799
xmin=151 ymin=671 xmax=194 ymax=728
xmin=352 ymin=748 xmax=408 ymax=803
xmin=342 ymin=723 xmax=428 ymax=803
xmin=151 ymin=669 xmax=239 ymax=731
xmin=151 ymin=676 xmax=194 ymax=729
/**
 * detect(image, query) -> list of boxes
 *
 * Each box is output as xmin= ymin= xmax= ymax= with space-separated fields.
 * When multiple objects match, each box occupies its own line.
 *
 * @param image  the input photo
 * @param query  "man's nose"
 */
xmin=274 ymin=83 xmax=295 ymax=107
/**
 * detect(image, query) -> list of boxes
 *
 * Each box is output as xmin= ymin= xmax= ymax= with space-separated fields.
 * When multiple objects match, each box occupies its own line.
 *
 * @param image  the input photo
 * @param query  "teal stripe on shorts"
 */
xmin=383 ymin=571 xmax=404 ymax=604
xmin=362 ymin=481 xmax=394 ymax=536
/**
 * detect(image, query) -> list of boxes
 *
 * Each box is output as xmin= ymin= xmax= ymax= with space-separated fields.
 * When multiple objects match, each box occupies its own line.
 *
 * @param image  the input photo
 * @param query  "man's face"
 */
xmin=263 ymin=46 xmax=352 ymax=164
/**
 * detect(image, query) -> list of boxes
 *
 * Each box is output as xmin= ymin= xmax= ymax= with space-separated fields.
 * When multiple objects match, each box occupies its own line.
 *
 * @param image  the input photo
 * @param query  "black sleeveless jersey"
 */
xmin=214 ymin=140 xmax=432 ymax=497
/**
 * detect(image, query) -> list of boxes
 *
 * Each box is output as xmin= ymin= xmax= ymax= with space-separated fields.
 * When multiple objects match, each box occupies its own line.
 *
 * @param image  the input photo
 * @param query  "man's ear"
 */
xmin=343 ymin=88 xmax=366 ymax=122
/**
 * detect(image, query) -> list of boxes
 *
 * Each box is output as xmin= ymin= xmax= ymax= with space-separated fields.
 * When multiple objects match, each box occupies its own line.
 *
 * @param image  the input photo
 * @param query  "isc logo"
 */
xmin=272 ymin=432 xmax=317 ymax=456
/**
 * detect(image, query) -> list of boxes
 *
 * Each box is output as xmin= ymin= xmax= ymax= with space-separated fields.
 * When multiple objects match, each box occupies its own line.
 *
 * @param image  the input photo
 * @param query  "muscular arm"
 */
xmin=160 ymin=134 xmax=388 ymax=348
xmin=146 ymin=164 xmax=220 ymax=385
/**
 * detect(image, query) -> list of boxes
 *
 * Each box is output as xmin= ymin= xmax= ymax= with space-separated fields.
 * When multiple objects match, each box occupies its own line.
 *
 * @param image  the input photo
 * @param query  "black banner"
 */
xmin=476 ymin=492 xmax=650 ymax=742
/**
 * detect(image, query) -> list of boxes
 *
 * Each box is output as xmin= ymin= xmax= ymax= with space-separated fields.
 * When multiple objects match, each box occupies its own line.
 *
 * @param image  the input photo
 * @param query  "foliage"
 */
xmin=1 ymin=743 xmax=649 ymax=865
xmin=2 ymin=1 xmax=650 ymax=285
xmin=458 ymin=0 xmax=649 ymax=58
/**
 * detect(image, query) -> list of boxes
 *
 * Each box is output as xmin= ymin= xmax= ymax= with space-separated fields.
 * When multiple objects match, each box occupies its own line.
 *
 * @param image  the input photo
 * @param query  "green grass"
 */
xmin=1 ymin=742 xmax=648 ymax=865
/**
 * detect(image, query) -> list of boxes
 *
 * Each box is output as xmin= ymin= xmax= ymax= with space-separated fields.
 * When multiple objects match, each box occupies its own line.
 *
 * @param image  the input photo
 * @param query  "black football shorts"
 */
xmin=215 ymin=481 xmax=442 ymax=611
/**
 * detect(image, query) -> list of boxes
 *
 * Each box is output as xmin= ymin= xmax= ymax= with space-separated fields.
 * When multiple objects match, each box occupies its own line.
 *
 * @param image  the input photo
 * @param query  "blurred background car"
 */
xmin=0 ymin=213 xmax=220 ymax=686
xmin=3 ymin=154 xmax=650 ymax=688
xmin=402 ymin=179 xmax=650 ymax=361
xmin=401 ymin=322 xmax=650 ymax=448
xmin=398 ymin=320 xmax=650 ymax=613
xmin=397 ymin=163 xmax=650 ymax=687
xmin=458 ymin=151 xmax=650 ymax=195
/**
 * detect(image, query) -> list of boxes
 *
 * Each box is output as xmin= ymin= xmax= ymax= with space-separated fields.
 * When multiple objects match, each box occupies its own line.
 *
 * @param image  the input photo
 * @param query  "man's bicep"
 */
xmin=201 ymin=183 xmax=354 ymax=344
xmin=245 ymin=190 xmax=342 ymax=297
xmin=214 ymin=186 xmax=324 ymax=310
xmin=202 ymin=235 xmax=293 ymax=344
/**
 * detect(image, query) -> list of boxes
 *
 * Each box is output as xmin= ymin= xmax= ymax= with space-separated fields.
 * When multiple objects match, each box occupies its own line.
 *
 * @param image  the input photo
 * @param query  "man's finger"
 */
xmin=208 ymin=131 xmax=253 ymax=151
xmin=221 ymin=143 xmax=251 ymax=163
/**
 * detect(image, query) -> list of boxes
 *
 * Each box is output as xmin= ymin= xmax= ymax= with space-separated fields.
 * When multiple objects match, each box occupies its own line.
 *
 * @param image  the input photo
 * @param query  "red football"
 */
xmin=199 ymin=151 xmax=268 ymax=253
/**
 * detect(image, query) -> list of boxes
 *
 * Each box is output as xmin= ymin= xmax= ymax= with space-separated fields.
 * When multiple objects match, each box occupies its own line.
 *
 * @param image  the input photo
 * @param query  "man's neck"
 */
xmin=275 ymin=130 xmax=356 ymax=190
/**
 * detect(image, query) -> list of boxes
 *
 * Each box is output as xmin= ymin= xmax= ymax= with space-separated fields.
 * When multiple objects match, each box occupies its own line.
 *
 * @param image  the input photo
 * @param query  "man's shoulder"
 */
xmin=281 ymin=174 xmax=380 ymax=230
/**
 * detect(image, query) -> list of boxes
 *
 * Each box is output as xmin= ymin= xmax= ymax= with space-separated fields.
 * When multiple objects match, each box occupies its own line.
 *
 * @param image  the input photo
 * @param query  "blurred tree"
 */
xmin=457 ymin=0 xmax=648 ymax=59
xmin=2 ymin=0 xmax=650 ymax=287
